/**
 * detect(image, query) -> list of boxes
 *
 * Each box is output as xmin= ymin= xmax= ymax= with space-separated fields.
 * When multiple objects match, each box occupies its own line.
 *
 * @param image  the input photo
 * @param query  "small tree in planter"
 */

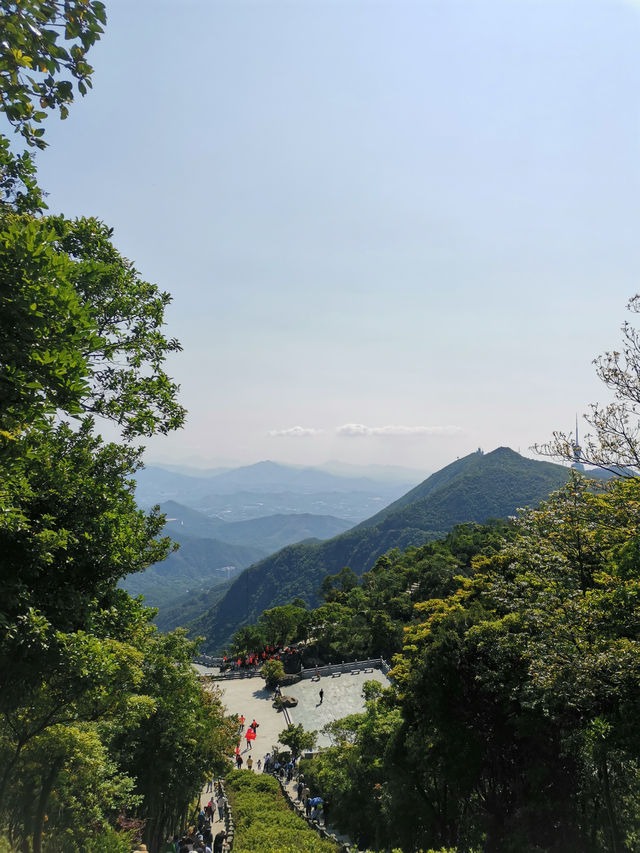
xmin=279 ymin=724 xmax=317 ymax=760
xmin=262 ymin=659 xmax=285 ymax=689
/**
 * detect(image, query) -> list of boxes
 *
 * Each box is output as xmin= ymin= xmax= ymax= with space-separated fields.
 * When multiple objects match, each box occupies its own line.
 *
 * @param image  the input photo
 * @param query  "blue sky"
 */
xmin=32 ymin=0 xmax=640 ymax=472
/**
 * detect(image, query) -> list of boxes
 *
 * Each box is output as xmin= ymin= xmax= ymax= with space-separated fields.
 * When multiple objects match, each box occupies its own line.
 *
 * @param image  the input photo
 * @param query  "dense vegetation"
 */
xmin=229 ymin=474 xmax=640 ymax=852
xmin=191 ymin=447 xmax=571 ymax=652
xmin=224 ymin=771 xmax=337 ymax=853
xmin=0 ymin=4 xmax=235 ymax=850
xmin=229 ymin=520 xmax=513 ymax=664
xmin=123 ymin=533 xmax=262 ymax=609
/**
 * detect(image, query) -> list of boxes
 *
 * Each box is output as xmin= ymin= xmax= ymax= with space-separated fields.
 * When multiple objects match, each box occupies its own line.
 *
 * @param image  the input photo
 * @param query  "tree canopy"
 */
xmin=0 ymin=4 xmax=231 ymax=851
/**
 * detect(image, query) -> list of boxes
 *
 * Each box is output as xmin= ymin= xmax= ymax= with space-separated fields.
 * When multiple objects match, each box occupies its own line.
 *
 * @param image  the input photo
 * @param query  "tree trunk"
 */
xmin=32 ymin=760 xmax=62 ymax=853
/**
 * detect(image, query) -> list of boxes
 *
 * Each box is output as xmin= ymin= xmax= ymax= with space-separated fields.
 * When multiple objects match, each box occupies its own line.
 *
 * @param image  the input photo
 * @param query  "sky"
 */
xmin=29 ymin=0 xmax=640 ymax=474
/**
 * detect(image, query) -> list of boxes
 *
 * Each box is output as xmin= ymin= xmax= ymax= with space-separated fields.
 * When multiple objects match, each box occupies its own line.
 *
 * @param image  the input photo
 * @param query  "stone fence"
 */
xmin=272 ymin=772 xmax=354 ymax=852
xmin=198 ymin=656 xmax=392 ymax=683
xmin=300 ymin=657 xmax=387 ymax=679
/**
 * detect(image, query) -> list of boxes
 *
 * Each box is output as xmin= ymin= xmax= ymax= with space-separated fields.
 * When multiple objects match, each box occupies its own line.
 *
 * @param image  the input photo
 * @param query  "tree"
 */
xmin=231 ymin=624 xmax=266 ymax=656
xmin=390 ymin=475 xmax=640 ymax=852
xmin=0 ymin=627 xmax=151 ymax=851
xmin=0 ymin=420 xmax=173 ymax=711
xmin=0 ymin=214 xmax=185 ymax=437
xmin=112 ymin=631 xmax=236 ymax=852
xmin=0 ymin=1 xmax=106 ymax=213
xmin=262 ymin=659 xmax=285 ymax=689
xmin=278 ymin=724 xmax=317 ymax=760
xmin=0 ymin=6 xmax=226 ymax=850
xmin=0 ymin=0 xmax=106 ymax=150
xmin=257 ymin=605 xmax=309 ymax=647
xmin=536 ymin=294 xmax=640 ymax=475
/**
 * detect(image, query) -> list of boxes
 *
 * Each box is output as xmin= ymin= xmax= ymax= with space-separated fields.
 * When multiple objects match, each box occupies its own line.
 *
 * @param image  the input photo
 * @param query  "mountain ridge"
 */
xmin=182 ymin=448 xmax=573 ymax=651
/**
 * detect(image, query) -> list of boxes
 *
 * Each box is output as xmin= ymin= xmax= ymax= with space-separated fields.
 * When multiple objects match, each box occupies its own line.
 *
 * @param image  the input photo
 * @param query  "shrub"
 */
xmin=225 ymin=770 xmax=336 ymax=852
xmin=261 ymin=659 xmax=285 ymax=689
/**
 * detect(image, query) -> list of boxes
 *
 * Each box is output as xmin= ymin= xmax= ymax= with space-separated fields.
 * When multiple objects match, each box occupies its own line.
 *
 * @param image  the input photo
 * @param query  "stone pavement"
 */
xmin=285 ymin=668 xmax=388 ymax=747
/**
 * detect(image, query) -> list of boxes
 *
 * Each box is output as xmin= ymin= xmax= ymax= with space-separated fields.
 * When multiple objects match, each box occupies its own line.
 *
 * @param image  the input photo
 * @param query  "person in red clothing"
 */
xmin=239 ymin=714 xmax=245 ymax=732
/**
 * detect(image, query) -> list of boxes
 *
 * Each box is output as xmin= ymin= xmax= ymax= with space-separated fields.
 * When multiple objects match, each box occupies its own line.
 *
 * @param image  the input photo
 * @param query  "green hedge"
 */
xmin=225 ymin=770 xmax=337 ymax=853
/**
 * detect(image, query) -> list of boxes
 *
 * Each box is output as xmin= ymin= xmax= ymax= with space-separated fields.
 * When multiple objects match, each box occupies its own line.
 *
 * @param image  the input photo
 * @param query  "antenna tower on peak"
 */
xmin=572 ymin=415 xmax=584 ymax=471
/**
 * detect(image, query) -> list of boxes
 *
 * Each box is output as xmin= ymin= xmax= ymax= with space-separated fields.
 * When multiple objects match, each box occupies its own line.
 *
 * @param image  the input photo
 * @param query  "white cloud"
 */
xmin=336 ymin=423 xmax=463 ymax=438
xmin=268 ymin=426 xmax=323 ymax=437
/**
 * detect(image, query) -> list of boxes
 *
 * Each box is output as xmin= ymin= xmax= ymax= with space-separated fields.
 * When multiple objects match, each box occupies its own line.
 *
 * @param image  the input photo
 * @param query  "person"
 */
xmin=247 ymin=755 xmax=253 ymax=771
xmin=236 ymin=752 xmax=243 ymax=769
xmin=239 ymin=714 xmax=245 ymax=731
xmin=319 ymin=687 xmax=324 ymax=704
xmin=297 ymin=776 xmax=304 ymax=799
xmin=217 ymin=792 xmax=228 ymax=822
xmin=213 ymin=830 xmax=226 ymax=853
xmin=257 ymin=758 xmax=262 ymax=771
xmin=206 ymin=775 xmax=213 ymax=793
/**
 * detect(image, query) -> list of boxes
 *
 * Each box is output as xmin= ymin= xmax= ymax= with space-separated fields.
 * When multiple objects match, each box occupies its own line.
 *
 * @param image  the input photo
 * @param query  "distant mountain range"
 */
xmin=133 ymin=461 xmax=416 ymax=521
xmin=144 ymin=459 xmax=425 ymax=484
xmin=122 ymin=535 xmax=263 ymax=609
xmin=121 ymin=501 xmax=353 ymax=608
xmin=183 ymin=448 xmax=576 ymax=652
xmin=122 ymin=460 xmax=418 ymax=608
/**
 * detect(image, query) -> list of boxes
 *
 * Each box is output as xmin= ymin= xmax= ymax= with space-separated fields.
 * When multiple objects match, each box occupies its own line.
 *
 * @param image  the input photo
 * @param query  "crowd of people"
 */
xmin=233 ymin=713 xmax=261 ymax=768
xmin=219 ymin=644 xmax=300 ymax=672
xmin=160 ymin=783 xmax=228 ymax=853
xmin=263 ymin=753 xmax=328 ymax=825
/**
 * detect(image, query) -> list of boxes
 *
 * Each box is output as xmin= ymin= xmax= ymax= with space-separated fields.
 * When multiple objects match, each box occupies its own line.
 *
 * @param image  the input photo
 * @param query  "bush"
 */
xmin=225 ymin=770 xmax=336 ymax=852
xmin=261 ymin=659 xmax=285 ymax=689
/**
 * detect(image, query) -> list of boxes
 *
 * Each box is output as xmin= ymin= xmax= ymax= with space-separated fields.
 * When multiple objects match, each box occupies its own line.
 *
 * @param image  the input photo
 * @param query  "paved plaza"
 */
xmin=285 ymin=669 xmax=389 ymax=747
xmin=198 ymin=666 xmax=389 ymax=754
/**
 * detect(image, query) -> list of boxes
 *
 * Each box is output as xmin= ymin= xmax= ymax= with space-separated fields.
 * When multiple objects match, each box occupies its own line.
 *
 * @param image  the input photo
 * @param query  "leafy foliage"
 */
xmin=225 ymin=771 xmax=337 ymax=853
xmin=0 ymin=0 xmax=106 ymax=149
xmin=0 ymin=5 xmax=231 ymax=851
xmin=261 ymin=659 xmax=285 ymax=689
xmin=0 ymin=213 xmax=185 ymax=437
xmin=278 ymin=723 xmax=317 ymax=759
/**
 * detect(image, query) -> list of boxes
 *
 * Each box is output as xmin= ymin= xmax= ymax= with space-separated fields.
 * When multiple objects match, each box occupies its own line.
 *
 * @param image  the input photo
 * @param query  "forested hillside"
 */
xmin=190 ymin=447 xmax=571 ymax=652
xmin=227 ymin=474 xmax=640 ymax=852
xmin=120 ymin=502 xmax=352 ymax=610
xmin=121 ymin=534 xmax=264 ymax=608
